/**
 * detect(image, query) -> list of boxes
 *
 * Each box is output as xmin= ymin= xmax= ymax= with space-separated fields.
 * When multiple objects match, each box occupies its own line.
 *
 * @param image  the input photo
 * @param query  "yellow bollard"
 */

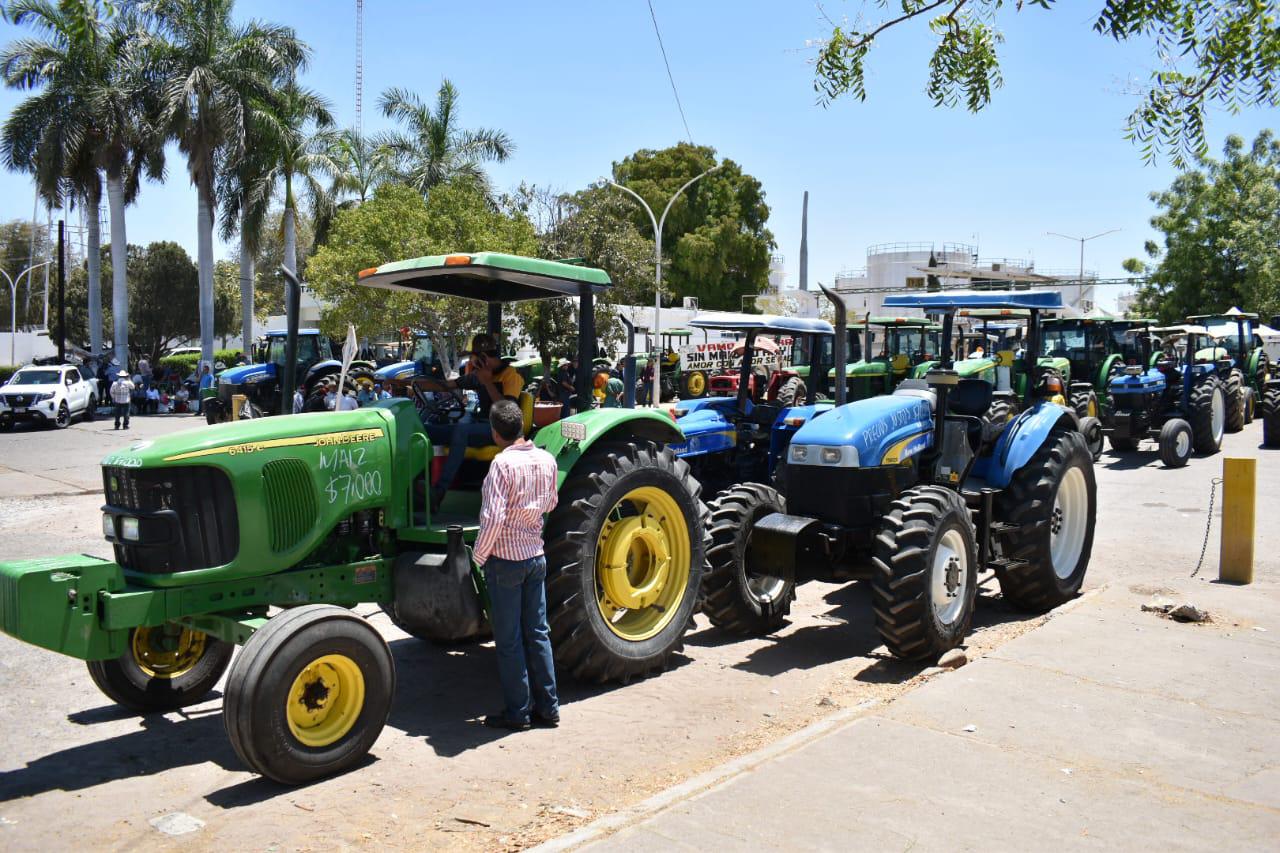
xmin=231 ymin=393 xmax=246 ymax=422
xmin=1219 ymin=457 xmax=1255 ymax=584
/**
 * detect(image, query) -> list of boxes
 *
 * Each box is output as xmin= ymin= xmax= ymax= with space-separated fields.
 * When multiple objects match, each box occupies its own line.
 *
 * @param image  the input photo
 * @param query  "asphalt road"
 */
xmin=0 ymin=412 xmax=1274 ymax=850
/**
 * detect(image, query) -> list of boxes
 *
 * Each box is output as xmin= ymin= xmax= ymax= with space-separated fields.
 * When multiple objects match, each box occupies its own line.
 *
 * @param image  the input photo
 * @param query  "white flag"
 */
xmin=336 ymin=323 xmax=358 ymax=412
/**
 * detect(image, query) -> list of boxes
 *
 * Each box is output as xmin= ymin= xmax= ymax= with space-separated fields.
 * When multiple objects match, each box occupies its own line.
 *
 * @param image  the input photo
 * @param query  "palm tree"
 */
xmin=378 ymin=79 xmax=514 ymax=195
xmin=146 ymin=0 xmax=305 ymax=370
xmin=327 ymin=127 xmax=392 ymax=205
xmin=2 ymin=2 xmax=162 ymax=370
xmin=221 ymin=82 xmax=333 ymax=350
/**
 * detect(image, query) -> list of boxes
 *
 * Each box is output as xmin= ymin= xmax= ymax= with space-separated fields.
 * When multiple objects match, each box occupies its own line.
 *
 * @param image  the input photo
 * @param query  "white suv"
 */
xmin=0 ymin=364 xmax=98 ymax=430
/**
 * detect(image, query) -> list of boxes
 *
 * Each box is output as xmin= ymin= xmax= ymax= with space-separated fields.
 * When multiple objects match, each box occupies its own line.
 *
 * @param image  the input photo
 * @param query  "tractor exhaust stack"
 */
xmin=819 ymin=283 xmax=846 ymax=406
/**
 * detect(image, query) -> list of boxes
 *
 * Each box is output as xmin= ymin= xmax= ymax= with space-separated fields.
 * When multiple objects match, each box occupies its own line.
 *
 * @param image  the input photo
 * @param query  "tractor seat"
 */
xmin=893 ymin=378 xmax=936 ymax=411
xmin=947 ymin=378 xmax=994 ymax=418
xmin=432 ymin=392 xmax=535 ymax=462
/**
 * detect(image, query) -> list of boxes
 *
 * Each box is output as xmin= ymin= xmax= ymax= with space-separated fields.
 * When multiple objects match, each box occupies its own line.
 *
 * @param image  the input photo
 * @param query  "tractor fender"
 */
xmin=982 ymin=400 xmax=1077 ymax=489
xmin=1247 ymin=349 xmax=1266 ymax=385
xmin=534 ymin=408 xmax=685 ymax=486
xmin=304 ymin=359 xmax=344 ymax=385
xmin=1097 ymin=354 xmax=1123 ymax=389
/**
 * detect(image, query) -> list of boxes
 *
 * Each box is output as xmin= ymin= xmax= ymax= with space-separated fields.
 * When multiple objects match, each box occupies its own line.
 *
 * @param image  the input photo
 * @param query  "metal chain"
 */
xmin=1191 ymin=477 xmax=1223 ymax=578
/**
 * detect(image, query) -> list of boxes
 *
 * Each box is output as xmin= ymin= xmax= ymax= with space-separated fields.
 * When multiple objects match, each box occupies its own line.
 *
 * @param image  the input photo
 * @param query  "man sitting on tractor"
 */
xmin=412 ymin=332 xmax=523 ymax=509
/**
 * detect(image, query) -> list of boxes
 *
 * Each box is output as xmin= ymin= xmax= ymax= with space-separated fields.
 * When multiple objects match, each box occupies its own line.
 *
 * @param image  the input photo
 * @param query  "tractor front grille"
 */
xmin=103 ymin=465 xmax=239 ymax=573
xmin=262 ymin=458 xmax=316 ymax=552
xmin=784 ymin=463 xmax=915 ymax=528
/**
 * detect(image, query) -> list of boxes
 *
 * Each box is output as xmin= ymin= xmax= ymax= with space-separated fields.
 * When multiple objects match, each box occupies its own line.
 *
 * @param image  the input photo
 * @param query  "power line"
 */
xmin=646 ymin=0 xmax=694 ymax=145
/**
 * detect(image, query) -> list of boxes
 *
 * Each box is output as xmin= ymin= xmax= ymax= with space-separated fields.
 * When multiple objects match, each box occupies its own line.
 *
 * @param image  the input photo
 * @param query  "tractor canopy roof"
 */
xmin=265 ymin=328 xmax=321 ymax=337
xmin=1152 ymin=324 xmax=1210 ymax=337
xmin=662 ymin=328 xmax=693 ymax=337
xmin=688 ymin=313 xmax=834 ymax=336
xmin=1187 ymin=306 xmax=1258 ymax=322
xmin=866 ymin=315 xmax=936 ymax=327
xmin=356 ymin=252 xmax=611 ymax=302
xmin=884 ymin=289 xmax=1062 ymax=312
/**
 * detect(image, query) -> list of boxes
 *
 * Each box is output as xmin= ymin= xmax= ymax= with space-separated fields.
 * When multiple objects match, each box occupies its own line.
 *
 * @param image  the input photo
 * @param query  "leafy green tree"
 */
xmin=241 ymin=207 xmax=314 ymax=323
xmin=610 ymin=143 xmax=773 ymax=311
xmin=1130 ymin=131 xmax=1280 ymax=323
xmin=326 ymin=126 xmax=394 ymax=207
xmin=0 ymin=218 xmax=50 ymax=328
xmin=813 ymin=1 xmax=1280 ymax=166
xmin=146 ymin=0 xmax=307 ymax=370
xmin=377 ymin=80 xmax=514 ymax=196
xmin=307 ymin=181 xmax=538 ymax=371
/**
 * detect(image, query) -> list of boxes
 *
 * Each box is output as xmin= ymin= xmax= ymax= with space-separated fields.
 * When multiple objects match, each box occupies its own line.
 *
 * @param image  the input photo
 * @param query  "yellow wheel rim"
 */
xmin=131 ymin=626 xmax=208 ymax=679
xmin=286 ymin=654 xmax=365 ymax=748
xmin=1087 ymin=396 xmax=1098 ymax=418
xmin=595 ymin=486 xmax=692 ymax=642
xmin=687 ymin=371 xmax=706 ymax=397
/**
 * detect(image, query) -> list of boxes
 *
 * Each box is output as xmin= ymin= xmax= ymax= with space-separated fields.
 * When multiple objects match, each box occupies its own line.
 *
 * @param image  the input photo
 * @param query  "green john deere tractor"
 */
xmin=0 ymin=253 xmax=710 ymax=784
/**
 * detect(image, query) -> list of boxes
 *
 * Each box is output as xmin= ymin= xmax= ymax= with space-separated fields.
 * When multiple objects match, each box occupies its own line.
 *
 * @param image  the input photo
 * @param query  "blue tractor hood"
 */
xmin=670 ymin=399 xmax=740 ymax=458
xmin=218 ymin=361 xmax=277 ymax=385
xmin=374 ymin=361 xmax=417 ymax=381
xmin=790 ymin=394 xmax=933 ymax=466
xmin=1108 ymin=367 xmax=1165 ymax=396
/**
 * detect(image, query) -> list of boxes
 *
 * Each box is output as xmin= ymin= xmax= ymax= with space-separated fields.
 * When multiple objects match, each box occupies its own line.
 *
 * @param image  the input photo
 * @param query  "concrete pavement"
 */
xmin=552 ymin=577 xmax=1280 ymax=851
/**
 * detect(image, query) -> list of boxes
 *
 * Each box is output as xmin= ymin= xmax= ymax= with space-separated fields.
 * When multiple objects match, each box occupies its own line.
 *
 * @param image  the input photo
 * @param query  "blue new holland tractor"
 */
xmin=670 ymin=287 xmax=850 ymax=633
xmin=707 ymin=289 xmax=1098 ymax=660
xmin=1104 ymin=324 xmax=1226 ymax=467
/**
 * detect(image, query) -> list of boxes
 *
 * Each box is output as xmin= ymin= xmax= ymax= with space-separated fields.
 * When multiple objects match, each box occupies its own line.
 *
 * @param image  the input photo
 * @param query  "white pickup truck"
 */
xmin=0 ymin=364 xmax=98 ymax=430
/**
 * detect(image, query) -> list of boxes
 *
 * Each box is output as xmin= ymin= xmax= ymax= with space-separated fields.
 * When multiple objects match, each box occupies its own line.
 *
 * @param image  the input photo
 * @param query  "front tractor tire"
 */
xmin=1070 ymin=388 xmax=1099 ymax=421
xmin=86 ymin=625 xmax=233 ymax=713
xmin=871 ymin=486 xmax=978 ymax=660
xmin=994 ymin=428 xmax=1096 ymax=612
xmin=544 ymin=441 xmax=709 ymax=683
xmin=1158 ymin=418 xmax=1193 ymax=468
xmin=703 ymin=484 xmax=794 ymax=635
xmin=224 ymin=605 xmax=394 ymax=785
xmin=1188 ymin=376 xmax=1226 ymax=454
xmin=1264 ymin=384 xmax=1280 ymax=448
xmin=1224 ymin=369 xmax=1245 ymax=433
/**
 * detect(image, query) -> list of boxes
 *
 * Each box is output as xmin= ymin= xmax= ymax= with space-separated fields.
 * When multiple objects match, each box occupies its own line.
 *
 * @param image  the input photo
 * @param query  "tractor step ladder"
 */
xmin=986 ymin=555 xmax=1028 ymax=571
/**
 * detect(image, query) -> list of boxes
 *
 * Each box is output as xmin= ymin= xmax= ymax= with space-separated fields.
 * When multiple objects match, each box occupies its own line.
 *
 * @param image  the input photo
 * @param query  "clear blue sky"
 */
xmin=0 ymin=0 xmax=1272 ymax=309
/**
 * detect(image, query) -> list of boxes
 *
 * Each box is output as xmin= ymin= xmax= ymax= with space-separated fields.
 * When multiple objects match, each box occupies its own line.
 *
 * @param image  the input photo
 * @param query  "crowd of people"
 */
xmin=293 ymin=378 xmax=393 ymax=413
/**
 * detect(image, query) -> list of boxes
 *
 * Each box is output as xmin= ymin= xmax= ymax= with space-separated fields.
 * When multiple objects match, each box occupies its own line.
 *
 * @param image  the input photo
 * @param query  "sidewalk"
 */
xmin=544 ymin=577 xmax=1280 ymax=852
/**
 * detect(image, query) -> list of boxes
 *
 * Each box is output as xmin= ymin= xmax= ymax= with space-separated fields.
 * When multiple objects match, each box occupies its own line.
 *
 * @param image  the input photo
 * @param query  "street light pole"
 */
xmin=609 ymin=164 xmax=722 ymax=405
xmin=2 ymin=260 xmax=52 ymax=365
xmin=1046 ymin=228 xmax=1121 ymax=312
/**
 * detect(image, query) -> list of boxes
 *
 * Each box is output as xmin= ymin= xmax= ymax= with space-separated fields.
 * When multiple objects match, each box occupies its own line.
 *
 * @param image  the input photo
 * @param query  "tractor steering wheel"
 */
xmin=414 ymin=387 xmax=467 ymax=425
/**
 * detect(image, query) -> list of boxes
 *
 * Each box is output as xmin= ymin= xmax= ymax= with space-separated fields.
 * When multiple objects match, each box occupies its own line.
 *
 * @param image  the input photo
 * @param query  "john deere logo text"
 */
xmin=163 ymin=428 xmax=383 ymax=462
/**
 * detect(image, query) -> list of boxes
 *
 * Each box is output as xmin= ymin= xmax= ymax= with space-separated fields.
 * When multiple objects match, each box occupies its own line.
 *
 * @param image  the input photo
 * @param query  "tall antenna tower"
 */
xmin=354 ymin=0 xmax=364 ymax=134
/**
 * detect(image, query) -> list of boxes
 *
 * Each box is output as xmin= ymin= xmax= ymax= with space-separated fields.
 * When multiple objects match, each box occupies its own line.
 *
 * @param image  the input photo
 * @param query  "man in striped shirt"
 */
xmin=474 ymin=399 xmax=561 ymax=730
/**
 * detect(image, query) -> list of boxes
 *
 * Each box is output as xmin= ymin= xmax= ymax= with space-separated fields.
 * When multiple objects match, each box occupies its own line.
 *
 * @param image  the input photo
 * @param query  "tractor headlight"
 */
xmin=242 ymin=373 xmax=266 ymax=385
xmin=102 ymin=514 xmax=114 ymax=539
xmin=120 ymin=517 xmax=140 ymax=542
xmin=791 ymin=444 xmax=808 ymax=462
xmin=821 ymin=447 xmax=842 ymax=464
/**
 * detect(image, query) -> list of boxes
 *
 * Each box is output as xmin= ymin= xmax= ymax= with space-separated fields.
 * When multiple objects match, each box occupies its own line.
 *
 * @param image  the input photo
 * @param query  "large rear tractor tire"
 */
xmin=544 ymin=441 xmax=709 ymax=683
xmin=684 ymin=370 xmax=708 ymax=399
xmin=1188 ymin=376 xmax=1226 ymax=454
xmin=871 ymin=486 xmax=978 ymax=660
xmin=703 ymin=484 xmax=794 ymax=635
xmin=994 ymin=428 xmax=1096 ymax=612
xmin=774 ymin=376 xmax=806 ymax=408
xmin=1263 ymin=384 xmax=1280 ymax=448
xmin=1224 ymin=369 xmax=1245 ymax=433
xmin=1158 ymin=418 xmax=1193 ymax=468
xmin=224 ymin=605 xmax=394 ymax=785
xmin=86 ymin=625 xmax=233 ymax=712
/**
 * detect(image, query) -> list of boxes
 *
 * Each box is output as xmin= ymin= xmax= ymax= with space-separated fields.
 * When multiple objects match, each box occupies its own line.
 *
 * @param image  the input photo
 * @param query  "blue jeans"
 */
xmin=483 ymin=555 xmax=559 ymax=723
xmin=426 ymin=420 xmax=494 ymax=498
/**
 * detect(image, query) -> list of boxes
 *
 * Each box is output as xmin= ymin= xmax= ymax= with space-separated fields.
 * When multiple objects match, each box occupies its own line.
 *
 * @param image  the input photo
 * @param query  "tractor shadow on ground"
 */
xmin=0 ymin=705 xmax=241 ymax=802
xmin=1098 ymin=450 xmax=1157 ymax=471
xmin=381 ymin=619 xmax=692 ymax=759
xmin=696 ymin=580 xmax=1042 ymax=683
